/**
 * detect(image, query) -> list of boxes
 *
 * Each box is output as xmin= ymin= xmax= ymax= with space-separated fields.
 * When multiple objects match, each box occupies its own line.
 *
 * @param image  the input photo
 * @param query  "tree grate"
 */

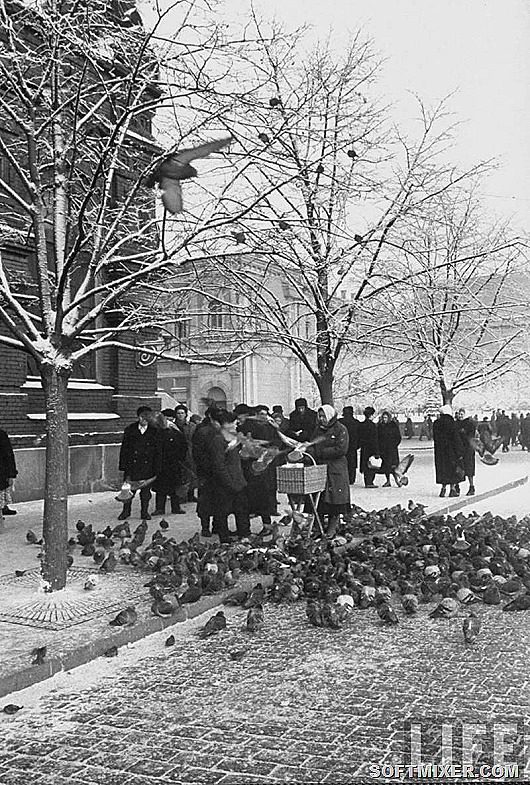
xmin=0 ymin=567 xmax=148 ymax=630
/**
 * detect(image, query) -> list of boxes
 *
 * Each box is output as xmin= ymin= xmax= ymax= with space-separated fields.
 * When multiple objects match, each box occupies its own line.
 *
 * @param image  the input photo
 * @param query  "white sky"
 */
xmin=224 ymin=0 xmax=530 ymax=231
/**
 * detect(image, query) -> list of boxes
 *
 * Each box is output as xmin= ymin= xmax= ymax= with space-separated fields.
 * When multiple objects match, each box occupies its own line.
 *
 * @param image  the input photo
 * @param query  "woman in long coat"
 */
xmin=377 ymin=412 xmax=402 ymax=487
xmin=357 ymin=406 xmax=380 ymax=488
xmin=238 ymin=406 xmax=281 ymax=526
xmin=433 ymin=405 xmax=465 ymax=498
xmin=152 ymin=412 xmax=189 ymax=515
xmin=455 ymin=407 xmax=477 ymax=496
xmin=306 ymin=404 xmax=350 ymax=538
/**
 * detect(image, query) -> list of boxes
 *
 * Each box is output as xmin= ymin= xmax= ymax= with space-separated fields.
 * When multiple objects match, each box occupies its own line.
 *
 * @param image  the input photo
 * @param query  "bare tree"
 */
xmin=176 ymin=21 xmax=500 ymax=405
xmin=373 ymin=192 xmax=527 ymax=405
xmin=0 ymin=0 xmax=294 ymax=589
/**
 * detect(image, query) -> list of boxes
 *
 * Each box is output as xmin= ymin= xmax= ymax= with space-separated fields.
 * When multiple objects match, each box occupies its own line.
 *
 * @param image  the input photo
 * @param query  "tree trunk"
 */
xmin=440 ymin=383 xmax=454 ymax=405
xmin=316 ymin=371 xmax=334 ymax=405
xmin=40 ymin=365 xmax=70 ymax=591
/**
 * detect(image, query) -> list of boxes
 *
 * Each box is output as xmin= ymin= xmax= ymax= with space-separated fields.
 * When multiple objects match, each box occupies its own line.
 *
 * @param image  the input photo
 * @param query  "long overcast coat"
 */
xmin=433 ymin=414 xmax=465 ymax=485
xmin=309 ymin=418 xmax=350 ymax=506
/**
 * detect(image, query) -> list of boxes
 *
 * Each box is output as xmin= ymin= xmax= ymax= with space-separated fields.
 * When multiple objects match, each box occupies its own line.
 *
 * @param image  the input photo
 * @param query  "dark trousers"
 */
xmin=346 ymin=453 xmax=357 ymax=484
xmin=122 ymin=487 xmax=151 ymax=518
xmin=363 ymin=469 xmax=376 ymax=486
xmin=213 ymin=489 xmax=250 ymax=541
xmin=154 ymin=493 xmax=182 ymax=513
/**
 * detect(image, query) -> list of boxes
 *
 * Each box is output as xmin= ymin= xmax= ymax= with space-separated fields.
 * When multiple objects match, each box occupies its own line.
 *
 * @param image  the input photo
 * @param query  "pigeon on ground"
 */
xmin=145 ymin=137 xmax=231 ymax=214
xmin=109 ymin=606 xmax=137 ymax=627
xmin=31 ymin=646 xmax=46 ymax=665
xmin=26 ymin=530 xmax=42 ymax=545
xmin=482 ymin=582 xmax=501 ymax=605
xmin=151 ymin=598 xmax=176 ymax=617
xmin=429 ymin=597 xmax=459 ymax=619
xmin=197 ymin=611 xmax=227 ymax=638
xmin=463 ymin=611 xmax=481 ymax=644
xmin=377 ymin=602 xmax=399 ymax=625
xmin=2 ymin=704 xmax=23 ymax=714
xmin=104 ymin=646 xmax=118 ymax=657
xmin=84 ymin=575 xmax=98 ymax=591
xmin=246 ymin=604 xmax=264 ymax=632
xmin=165 ymin=635 xmax=175 ymax=647
xmin=99 ymin=552 xmax=117 ymax=573
xmin=306 ymin=598 xmax=324 ymax=627
xmin=321 ymin=601 xmax=342 ymax=629
xmin=401 ymin=594 xmax=419 ymax=615
xmin=244 ymin=583 xmax=265 ymax=609
xmin=503 ymin=593 xmax=530 ymax=612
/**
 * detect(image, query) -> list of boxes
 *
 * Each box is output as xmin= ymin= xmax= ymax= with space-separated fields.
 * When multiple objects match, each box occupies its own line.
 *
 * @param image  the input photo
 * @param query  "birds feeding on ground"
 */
xmin=145 ymin=137 xmax=232 ymax=214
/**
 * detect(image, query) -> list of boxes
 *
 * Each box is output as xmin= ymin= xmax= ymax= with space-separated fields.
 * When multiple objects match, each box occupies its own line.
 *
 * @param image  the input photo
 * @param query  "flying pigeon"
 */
xmin=145 ymin=137 xmax=231 ymax=214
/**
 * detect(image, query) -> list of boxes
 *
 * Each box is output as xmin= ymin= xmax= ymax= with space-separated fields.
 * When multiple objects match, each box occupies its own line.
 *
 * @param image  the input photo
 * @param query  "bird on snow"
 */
xmin=99 ymin=552 xmax=117 ymax=573
xmin=246 ymin=604 xmax=264 ymax=632
xmin=429 ymin=597 xmax=459 ymax=619
xmin=109 ymin=606 xmax=137 ymax=627
xmin=2 ymin=704 xmax=23 ymax=714
xmin=503 ymin=592 xmax=530 ymax=612
xmin=244 ymin=583 xmax=265 ymax=609
xmin=145 ymin=137 xmax=231 ymax=214
xmin=165 ymin=634 xmax=175 ymax=647
xmin=463 ymin=612 xmax=481 ymax=644
xmin=377 ymin=602 xmax=399 ymax=625
xmin=306 ymin=598 xmax=324 ymax=627
xmin=401 ymin=594 xmax=419 ymax=615
xmin=229 ymin=649 xmax=247 ymax=661
xmin=197 ymin=610 xmax=227 ymax=639
xmin=26 ymin=530 xmax=42 ymax=545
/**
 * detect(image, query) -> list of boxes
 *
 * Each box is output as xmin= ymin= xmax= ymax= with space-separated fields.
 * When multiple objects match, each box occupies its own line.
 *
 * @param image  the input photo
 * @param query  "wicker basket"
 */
xmin=276 ymin=463 xmax=327 ymax=494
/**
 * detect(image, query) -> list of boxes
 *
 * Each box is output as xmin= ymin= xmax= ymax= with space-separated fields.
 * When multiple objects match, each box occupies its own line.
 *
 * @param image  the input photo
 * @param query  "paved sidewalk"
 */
xmin=0 ymin=448 xmax=527 ymax=698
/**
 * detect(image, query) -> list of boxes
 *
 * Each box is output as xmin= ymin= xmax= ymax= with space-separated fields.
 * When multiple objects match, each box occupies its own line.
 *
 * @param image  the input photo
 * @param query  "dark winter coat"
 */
xmin=287 ymin=407 xmax=318 ymax=442
xmin=339 ymin=415 xmax=360 ymax=470
xmin=176 ymin=420 xmax=196 ymax=485
xmin=119 ymin=423 xmax=162 ymax=481
xmin=496 ymin=415 xmax=511 ymax=440
xmin=0 ymin=429 xmax=17 ymax=491
xmin=308 ymin=418 xmax=350 ymax=506
xmin=358 ymin=418 xmax=379 ymax=473
xmin=433 ymin=414 xmax=465 ymax=485
xmin=457 ymin=417 xmax=477 ymax=479
xmin=377 ymin=420 xmax=401 ymax=474
xmin=192 ymin=420 xmax=219 ymax=481
xmin=238 ymin=418 xmax=281 ymax=516
xmin=152 ymin=426 xmax=188 ymax=495
xmin=196 ymin=432 xmax=247 ymax=519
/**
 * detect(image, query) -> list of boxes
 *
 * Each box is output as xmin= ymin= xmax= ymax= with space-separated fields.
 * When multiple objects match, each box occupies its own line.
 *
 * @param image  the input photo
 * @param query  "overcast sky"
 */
xmin=225 ymin=0 xmax=530 ymax=231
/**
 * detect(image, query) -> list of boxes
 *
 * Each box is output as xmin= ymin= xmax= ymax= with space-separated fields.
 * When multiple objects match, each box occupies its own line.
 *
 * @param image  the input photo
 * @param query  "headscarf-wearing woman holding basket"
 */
xmin=298 ymin=404 xmax=350 ymax=539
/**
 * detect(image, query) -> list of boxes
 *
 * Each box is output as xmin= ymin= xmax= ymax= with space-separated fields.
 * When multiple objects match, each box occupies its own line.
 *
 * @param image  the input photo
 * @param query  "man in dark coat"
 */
xmin=433 ymin=405 xmax=465 ymax=497
xmin=207 ymin=410 xmax=250 ymax=543
xmin=287 ymin=397 xmax=317 ymax=442
xmin=174 ymin=404 xmax=197 ymax=501
xmin=238 ymin=405 xmax=281 ymax=525
xmin=455 ymin=407 xmax=477 ymax=496
xmin=0 ymin=427 xmax=17 ymax=517
xmin=152 ymin=410 xmax=188 ymax=516
xmin=377 ymin=412 xmax=402 ymax=487
xmin=192 ymin=407 xmax=222 ymax=536
xmin=521 ymin=413 xmax=530 ymax=451
xmin=510 ymin=413 xmax=520 ymax=446
xmin=118 ymin=406 xmax=161 ymax=520
xmin=339 ymin=406 xmax=359 ymax=484
xmin=497 ymin=410 xmax=511 ymax=452
xmin=358 ymin=406 xmax=379 ymax=488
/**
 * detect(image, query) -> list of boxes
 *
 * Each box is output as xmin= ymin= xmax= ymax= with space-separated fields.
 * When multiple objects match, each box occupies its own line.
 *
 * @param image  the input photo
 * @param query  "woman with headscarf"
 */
xmin=302 ymin=404 xmax=350 ymax=538
xmin=432 ymin=404 xmax=465 ymax=497
xmin=377 ymin=411 xmax=402 ymax=487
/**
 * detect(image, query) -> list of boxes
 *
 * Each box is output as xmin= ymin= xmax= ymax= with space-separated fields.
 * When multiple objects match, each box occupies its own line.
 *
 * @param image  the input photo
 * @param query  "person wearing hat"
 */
xmin=118 ymin=406 xmax=161 ymax=520
xmin=433 ymin=405 xmax=465 ymax=497
xmin=455 ymin=407 xmax=478 ymax=496
xmin=151 ymin=410 xmax=188 ymax=515
xmin=238 ymin=404 xmax=281 ymax=526
xmin=208 ymin=410 xmax=250 ymax=542
xmin=174 ymin=404 xmax=197 ymax=502
xmin=358 ymin=406 xmax=380 ymax=488
xmin=339 ymin=406 xmax=359 ymax=484
xmin=192 ymin=407 xmax=223 ymax=537
xmin=271 ymin=405 xmax=289 ymax=433
xmin=287 ymin=397 xmax=317 ymax=442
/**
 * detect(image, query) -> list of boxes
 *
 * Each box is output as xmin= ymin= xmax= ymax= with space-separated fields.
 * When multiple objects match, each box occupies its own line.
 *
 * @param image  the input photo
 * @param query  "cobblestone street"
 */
xmin=1 ymin=592 xmax=530 ymax=784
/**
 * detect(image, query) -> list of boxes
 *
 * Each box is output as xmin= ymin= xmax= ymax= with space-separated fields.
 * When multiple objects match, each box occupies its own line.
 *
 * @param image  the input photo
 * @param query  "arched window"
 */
xmin=207 ymin=386 xmax=227 ymax=408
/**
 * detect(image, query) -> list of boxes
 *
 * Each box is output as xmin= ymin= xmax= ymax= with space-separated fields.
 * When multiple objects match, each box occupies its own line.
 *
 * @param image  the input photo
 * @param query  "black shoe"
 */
xmin=448 ymin=489 xmax=459 ymax=497
xmin=439 ymin=487 xmax=446 ymax=498
xmin=118 ymin=510 xmax=130 ymax=520
xmin=2 ymin=507 xmax=16 ymax=515
xmin=466 ymin=486 xmax=475 ymax=496
xmin=171 ymin=507 xmax=186 ymax=515
xmin=141 ymin=512 xmax=151 ymax=521
xmin=382 ymin=481 xmax=391 ymax=487
xmin=152 ymin=509 xmax=165 ymax=516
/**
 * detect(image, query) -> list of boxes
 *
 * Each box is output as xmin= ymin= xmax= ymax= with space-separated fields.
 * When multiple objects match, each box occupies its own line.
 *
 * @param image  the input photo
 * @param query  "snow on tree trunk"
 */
xmin=40 ymin=364 xmax=70 ymax=591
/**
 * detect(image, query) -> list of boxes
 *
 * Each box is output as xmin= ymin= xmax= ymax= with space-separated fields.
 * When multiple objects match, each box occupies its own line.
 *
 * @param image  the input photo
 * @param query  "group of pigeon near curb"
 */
xmin=22 ymin=500 xmax=530 ymax=658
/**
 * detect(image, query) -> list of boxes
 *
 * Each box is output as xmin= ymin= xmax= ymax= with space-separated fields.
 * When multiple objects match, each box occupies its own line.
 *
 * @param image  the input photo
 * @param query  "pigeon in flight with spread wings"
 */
xmin=145 ymin=137 xmax=232 ymax=214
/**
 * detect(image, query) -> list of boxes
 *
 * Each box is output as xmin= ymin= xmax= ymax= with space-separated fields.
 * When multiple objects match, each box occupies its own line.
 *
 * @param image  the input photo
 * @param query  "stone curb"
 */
xmin=0 ymin=574 xmax=273 ymax=699
xmin=429 ymin=474 xmax=528 ymax=517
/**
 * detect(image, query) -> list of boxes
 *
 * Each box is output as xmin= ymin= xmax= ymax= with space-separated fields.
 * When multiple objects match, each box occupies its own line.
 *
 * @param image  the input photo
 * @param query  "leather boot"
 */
xmin=118 ymin=501 xmax=132 ymax=520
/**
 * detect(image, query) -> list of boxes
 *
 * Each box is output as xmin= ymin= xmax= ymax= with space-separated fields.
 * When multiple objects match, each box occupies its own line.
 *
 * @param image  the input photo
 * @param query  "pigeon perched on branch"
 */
xmin=145 ymin=137 xmax=232 ymax=214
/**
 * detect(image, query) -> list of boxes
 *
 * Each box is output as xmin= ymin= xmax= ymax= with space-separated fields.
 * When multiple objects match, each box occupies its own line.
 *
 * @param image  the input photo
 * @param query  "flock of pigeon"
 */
xmin=21 ymin=500 xmax=530 ymax=664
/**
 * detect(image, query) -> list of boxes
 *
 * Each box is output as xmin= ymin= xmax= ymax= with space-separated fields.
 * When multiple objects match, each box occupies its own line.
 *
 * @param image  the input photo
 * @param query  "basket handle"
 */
xmin=302 ymin=452 xmax=317 ymax=466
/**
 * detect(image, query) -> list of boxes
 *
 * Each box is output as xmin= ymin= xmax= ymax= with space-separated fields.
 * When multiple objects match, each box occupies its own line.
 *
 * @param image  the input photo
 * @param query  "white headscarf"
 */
xmin=440 ymin=404 xmax=453 ymax=416
xmin=319 ymin=404 xmax=337 ymax=423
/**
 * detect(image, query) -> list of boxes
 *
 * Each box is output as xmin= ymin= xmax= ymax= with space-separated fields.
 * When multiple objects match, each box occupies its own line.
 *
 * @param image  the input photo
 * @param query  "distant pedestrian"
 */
xmin=510 ymin=413 xmax=520 ymax=447
xmin=455 ymin=407 xmax=477 ymax=496
xmin=426 ymin=415 xmax=433 ymax=440
xmin=521 ymin=414 xmax=530 ymax=452
xmin=433 ymin=405 xmax=465 ymax=498
xmin=358 ymin=406 xmax=380 ymax=488
xmin=339 ymin=406 xmax=359 ymax=484
xmin=377 ymin=411 xmax=402 ymax=487
xmin=174 ymin=404 xmax=197 ymax=501
xmin=192 ymin=408 xmax=223 ymax=537
xmin=404 ymin=417 xmax=414 ymax=439
xmin=419 ymin=417 xmax=430 ymax=441
xmin=497 ymin=410 xmax=511 ymax=453
xmin=118 ymin=406 xmax=161 ymax=520
xmin=0 ymin=427 xmax=17 ymax=518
